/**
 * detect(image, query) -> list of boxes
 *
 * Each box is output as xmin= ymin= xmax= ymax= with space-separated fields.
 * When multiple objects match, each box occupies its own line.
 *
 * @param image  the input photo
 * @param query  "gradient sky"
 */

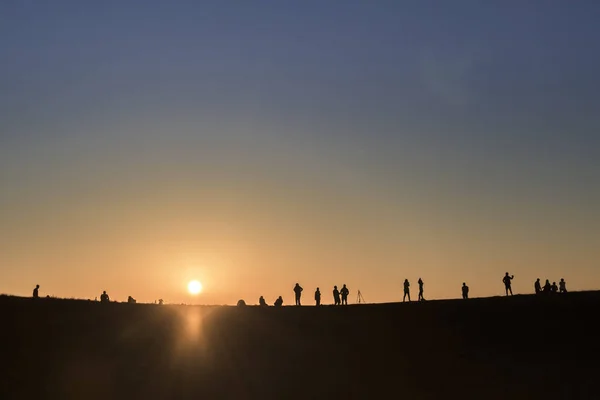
xmin=1 ymin=1 xmax=599 ymax=305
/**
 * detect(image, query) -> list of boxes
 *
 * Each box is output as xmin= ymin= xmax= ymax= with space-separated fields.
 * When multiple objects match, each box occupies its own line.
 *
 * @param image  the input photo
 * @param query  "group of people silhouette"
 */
xmin=332 ymin=284 xmax=350 ymax=305
xmin=401 ymin=278 xmax=427 ymax=302
xmin=259 ymin=283 xmax=352 ymax=307
xmin=534 ymin=278 xmax=567 ymax=294
xmin=401 ymin=278 xmax=469 ymax=301
xmin=501 ymin=273 xmax=568 ymax=297
xmin=257 ymin=278 xmax=441 ymax=306
xmin=31 ymin=285 xmax=116 ymax=303
xmin=30 ymin=273 xmax=570 ymax=306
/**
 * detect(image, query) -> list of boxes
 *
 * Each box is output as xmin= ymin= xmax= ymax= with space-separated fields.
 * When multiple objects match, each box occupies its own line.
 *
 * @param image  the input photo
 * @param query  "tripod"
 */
xmin=356 ymin=290 xmax=365 ymax=304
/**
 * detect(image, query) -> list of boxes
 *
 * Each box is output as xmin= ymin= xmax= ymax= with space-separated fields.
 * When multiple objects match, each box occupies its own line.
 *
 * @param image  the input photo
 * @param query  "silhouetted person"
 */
xmin=551 ymin=282 xmax=558 ymax=293
xmin=418 ymin=278 xmax=425 ymax=301
xmin=502 ymin=272 xmax=514 ymax=296
xmin=340 ymin=284 xmax=349 ymax=305
xmin=127 ymin=296 xmax=136 ymax=304
xmin=403 ymin=279 xmax=410 ymax=302
xmin=293 ymin=283 xmax=303 ymax=306
xmin=274 ymin=296 xmax=283 ymax=307
xmin=100 ymin=291 xmax=110 ymax=303
xmin=534 ymin=278 xmax=542 ymax=295
xmin=33 ymin=284 xmax=40 ymax=299
xmin=259 ymin=296 xmax=268 ymax=306
xmin=559 ymin=278 xmax=567 ymax=293
xmin=333 ymin=286 xmax=340 ymax=305
xmin=543 ymin=279 xmax=552 ymax=294
xmin=462 ymin=283 xmax=469 ymax=299
xmin=158 ymin=299 xmax=163 ymax=305
xmin=314 ymin=288 xmax=321 ymax=306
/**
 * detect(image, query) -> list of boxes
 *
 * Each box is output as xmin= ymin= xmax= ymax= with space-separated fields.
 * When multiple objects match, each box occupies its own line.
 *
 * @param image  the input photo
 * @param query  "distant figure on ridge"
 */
xmin=543 ymin=279 xmax=552 ymax=294
xmin=418 ymin=278 xmax=425 ymax=301
xmin=314 ymin=288 xmax=321 ymax=306
xmin=100 ymin=291 xmax=110 ymax=303
xmin=403 ymin=279 xmax=411 ymax=302
xmin=462 ymin=283 xmax=469 ymax=299
xmin=293 ymin=283 xmax=303 ymax=306
xmin=559 ymin=278 xmax=567 ymax=293
xmin=259 ymin=296 xmax=268 ymax=306
xmin=340 ymin=284 xmax=349 ymax=305
xmin=274 ymin=296 xmax=283 ymax=307
xmin=333 ymin=285 xmax=341 ymax=305
xmin=551 ymin=282 xmax=558 ymax=293
xmin=534 ymin=278 xmax=542 ymax=295
xmin=33 ymin=284 xmax=40 ymax=299
xmin=127 ymin=296 xmax=136 ymax=304
xmin=502 ymin=272 xmax=514 ymax=296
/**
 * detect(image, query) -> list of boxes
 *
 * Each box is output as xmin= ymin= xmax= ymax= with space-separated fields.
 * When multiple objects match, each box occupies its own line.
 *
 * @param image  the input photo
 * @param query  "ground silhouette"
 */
xmin=0 ymin=292 xmax=598 ymax=399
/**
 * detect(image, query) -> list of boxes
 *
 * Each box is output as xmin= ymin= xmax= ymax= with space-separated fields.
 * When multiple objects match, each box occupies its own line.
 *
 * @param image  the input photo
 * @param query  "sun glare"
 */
xmin=188 ymin=280 xmax=202 ymax=295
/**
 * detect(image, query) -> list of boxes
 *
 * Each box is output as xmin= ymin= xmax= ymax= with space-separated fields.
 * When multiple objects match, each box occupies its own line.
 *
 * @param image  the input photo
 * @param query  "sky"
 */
xmin=1 ymin=1 xmax=599 ymax=305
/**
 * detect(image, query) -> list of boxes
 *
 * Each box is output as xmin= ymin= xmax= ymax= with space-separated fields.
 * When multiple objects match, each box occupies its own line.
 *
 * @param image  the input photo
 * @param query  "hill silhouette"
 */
xmin=1 ymin=292 xmax=598 ymax=399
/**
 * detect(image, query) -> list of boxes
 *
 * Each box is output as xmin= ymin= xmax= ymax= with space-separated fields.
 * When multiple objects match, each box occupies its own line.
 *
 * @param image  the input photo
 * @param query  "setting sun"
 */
xmin=188 ymin=280 xmax=203 ymax=295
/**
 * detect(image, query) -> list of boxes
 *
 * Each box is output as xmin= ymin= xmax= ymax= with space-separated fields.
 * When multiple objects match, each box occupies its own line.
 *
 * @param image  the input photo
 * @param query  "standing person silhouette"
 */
xmin=559 ymin=278 xmax=567 ymax=293
xmin=333 ymin=286 xmax=340 ymax=305
xmin=293 ymin=283 xmax=303 ymax=306
xmin=418 ymin=278 xmax=425 ymax=301
xmin=32 ymin=284 xmax=40 ymax=299
xmin=462 ymin=283 xmax=469 ymax=299
xmin=314 ymin=288 xmax=321 ymax=306
xmin=543 ymin=279 xmax=552 ymax=293
xmin=340 ymin=284 xmax=349 ymax=305
xmin=502 ymin=272 xmax=514 ymax=296
xmin=403 ymin=279 xmax=411 ymax=302
xmin=534 ymin=278 xmax=542 ymax=294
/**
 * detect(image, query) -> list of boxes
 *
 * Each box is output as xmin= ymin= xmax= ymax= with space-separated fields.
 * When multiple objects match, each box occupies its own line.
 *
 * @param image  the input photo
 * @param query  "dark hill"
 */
xmin=1 ymin=292 xmax=598 ymax=399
